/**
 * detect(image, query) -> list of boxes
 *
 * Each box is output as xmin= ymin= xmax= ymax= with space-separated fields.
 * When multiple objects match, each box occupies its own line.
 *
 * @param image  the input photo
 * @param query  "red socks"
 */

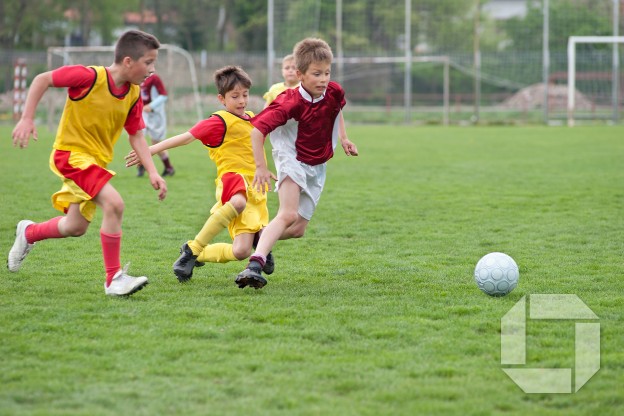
xmin=25 ymin=216 xmax=63 ymax=244
xmin=249 ymin=254 xmax=266 ymax=268
xmin=101 ymin=231 xmax=122 ymax=286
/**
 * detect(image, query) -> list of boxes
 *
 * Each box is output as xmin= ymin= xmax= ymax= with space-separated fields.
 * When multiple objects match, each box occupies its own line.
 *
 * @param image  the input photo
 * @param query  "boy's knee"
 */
xmin=228 ymin=191 xmax=248 ymax=214
xmin=229 ymin=198 xmax=246 ymax=214
xmin=103 ymin=199 xmax=125 ymax=217
xmin=232 ymin=246 xmax=251 ymax=261
xmin=63 ymin=223 xmax=89 ymax=237
xmin=278 ymin=211 xmax=299 ymax=227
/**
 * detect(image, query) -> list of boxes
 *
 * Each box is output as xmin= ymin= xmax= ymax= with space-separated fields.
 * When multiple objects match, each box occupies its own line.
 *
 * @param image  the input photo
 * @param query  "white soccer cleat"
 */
xmin=7 ymin=220 xmax=35 ymax=272
xmin=104 ymin=263 xmax=148 ymax=296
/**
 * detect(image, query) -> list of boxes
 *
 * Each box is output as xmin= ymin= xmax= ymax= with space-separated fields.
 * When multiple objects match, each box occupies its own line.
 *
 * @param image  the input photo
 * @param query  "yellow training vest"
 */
xmin=54 ymin=66 xmax=140 ymax=165
xmin=209 ymin=110 xmax=262 ymax=179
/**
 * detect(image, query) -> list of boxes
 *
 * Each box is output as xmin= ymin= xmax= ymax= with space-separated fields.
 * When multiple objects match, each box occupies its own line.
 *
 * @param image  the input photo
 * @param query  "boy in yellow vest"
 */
xmin=125 ymin=66 xmax=275 ymax=287
xmin=263 ymin=54 xmax=299 ymax=107
xmin=9 ymin=30 xmax=167 ymax=296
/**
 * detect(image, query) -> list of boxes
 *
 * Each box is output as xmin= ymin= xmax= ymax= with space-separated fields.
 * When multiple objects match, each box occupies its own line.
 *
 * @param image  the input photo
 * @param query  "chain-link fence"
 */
xmin=2 ymin=0 xmax=623 ymax=126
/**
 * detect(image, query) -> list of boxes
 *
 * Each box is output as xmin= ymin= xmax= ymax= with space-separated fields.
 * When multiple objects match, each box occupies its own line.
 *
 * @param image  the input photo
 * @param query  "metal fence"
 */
xmin=2 ymin=0 xmax=624 ymax=126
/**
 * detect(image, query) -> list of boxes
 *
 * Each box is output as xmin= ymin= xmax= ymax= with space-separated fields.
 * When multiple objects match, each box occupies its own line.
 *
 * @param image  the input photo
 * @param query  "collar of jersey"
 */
xmin=298 ymin=84 xmax=326 ymax=103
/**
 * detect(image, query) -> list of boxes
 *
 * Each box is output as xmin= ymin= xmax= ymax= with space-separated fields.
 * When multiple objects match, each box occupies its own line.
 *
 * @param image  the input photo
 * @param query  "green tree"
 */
xmin=0 ymin=0 xmax=68 ymax=50
xmin=502 ymin=0 xmax=613 ymax=52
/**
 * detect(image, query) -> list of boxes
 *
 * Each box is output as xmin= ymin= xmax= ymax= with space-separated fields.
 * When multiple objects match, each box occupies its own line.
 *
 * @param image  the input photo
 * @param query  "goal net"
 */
xmin=566 ymin=36 xmax=624 ymax=126
xmin=46 ymin=44 xmax=203 ymax=131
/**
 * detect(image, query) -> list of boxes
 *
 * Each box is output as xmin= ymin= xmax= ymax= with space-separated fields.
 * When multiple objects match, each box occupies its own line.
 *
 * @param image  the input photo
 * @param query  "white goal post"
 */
xmin=567 ymin=36 xmax=624 ymax=126
xmin=46 ymin=44 xmax=203 ymax=130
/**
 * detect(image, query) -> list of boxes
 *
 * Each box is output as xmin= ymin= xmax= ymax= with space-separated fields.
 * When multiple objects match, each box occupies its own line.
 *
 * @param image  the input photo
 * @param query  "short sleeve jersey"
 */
xmin=141 ymin=74 xmax=167 ymax=105
xmin=189 ymin=110 xmax=257 ymax=178
xmin=51 ymin=65 xmax=144 ymax=165
xmin=252 ymin=81 xmax=346 ymax=166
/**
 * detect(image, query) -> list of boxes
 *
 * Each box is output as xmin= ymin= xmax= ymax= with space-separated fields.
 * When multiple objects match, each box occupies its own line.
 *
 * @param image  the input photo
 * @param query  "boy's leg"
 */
xmin=236 ymin=178 xmax=301 ymax=289
xmin=7 ymin=205 xmax=89 ymax=272
xmin=153 ymin=138 xmax=174 ymax=176
xmin=7 ymin=217 xmax=64 ymax=272
xmin=196 ymin=243 xmax=237 ymax=263
xmin=94 ymin=184 xmax=147 ymax=296
xmin=173 ymin=201 xmax=239 ymax=282
xmin=197 ymin=232 xmax=254 ymax=264
xmin=255 ymin=177 xmax=302 ymax=257
xmin=253 ymin=231 xmax=275 ymax=275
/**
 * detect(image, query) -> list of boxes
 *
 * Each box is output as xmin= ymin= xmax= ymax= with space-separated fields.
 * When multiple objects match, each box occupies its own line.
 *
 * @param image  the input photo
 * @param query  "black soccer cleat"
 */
xmin=262 ymin=251 xmax=275 ymax=275
xmin=173 ymin=243 xmax=197 ymax=282
xmin=235 ymin=265 xmax=267 ymax=289
xmin=162 ymin=167 xmax=175 ymax=177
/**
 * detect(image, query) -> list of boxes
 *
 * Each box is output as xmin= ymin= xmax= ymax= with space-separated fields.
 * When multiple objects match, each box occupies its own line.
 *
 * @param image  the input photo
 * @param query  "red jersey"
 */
xmin=251 ymin=81 xmax=346 ymax=165
xmin=141 ymin=74 xmax=167 ymax=105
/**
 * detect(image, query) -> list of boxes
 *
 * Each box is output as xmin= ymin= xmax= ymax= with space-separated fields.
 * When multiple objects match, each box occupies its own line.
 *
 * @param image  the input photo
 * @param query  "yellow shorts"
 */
xmin=212 ymin=173 xmax=269 ymax=239
xmin=49 ymin=150 xmax=115 ymax=222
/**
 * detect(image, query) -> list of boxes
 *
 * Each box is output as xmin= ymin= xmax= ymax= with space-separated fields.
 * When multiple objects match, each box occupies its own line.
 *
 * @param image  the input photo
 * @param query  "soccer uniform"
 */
xmin=49 ymin=65 xmax=143 ymax=221
xmin=263 ymin=82 xmax=287 ymax=105
xmin=141 ymin=74 xmax=168 ymax=140
xmin=252 ymin=81 xmax=346 ymax=220
xmin=189 ymin=110 xmax=269 ymax=238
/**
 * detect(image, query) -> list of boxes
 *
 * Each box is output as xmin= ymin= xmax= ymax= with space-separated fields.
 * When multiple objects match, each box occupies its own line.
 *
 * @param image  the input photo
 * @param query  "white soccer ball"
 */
xmin=474 ymin=252 xmax=519 ymax=297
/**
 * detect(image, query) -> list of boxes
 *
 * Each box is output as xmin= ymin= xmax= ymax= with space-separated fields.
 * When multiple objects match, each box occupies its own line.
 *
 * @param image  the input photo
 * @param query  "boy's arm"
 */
xmin=338 ymin=111 xmax=358 ymax=156
xmin=12 ymin=71 xmax=54 ymax=148
xmin=144 ymin=94 xmax=167 ymax=112
xmin=125 ymin=132 xmax=194 ymax=167
xmin=250 ymin=128 xmax=273 ymax=194
xmin=128 ymin=132 xmax=167 ymax=201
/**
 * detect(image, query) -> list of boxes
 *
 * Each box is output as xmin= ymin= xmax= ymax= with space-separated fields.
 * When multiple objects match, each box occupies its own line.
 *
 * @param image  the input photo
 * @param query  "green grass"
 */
xmin=0 ymin=124 xmax=622 ymax=415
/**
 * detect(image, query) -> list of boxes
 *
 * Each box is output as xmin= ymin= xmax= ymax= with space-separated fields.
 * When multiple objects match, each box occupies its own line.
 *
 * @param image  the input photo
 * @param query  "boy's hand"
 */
xmin=124 ymin=150 xmax=140 ymax=167
xmin=12 ymin=119 xmax=38 ymax=149
xmin=149 ymin=173 xmax=167 ymax=201
xmin=252 ymin=166 xmax=274 ymax=194
xmin=341 ymin=138 xmax=359 ymax=156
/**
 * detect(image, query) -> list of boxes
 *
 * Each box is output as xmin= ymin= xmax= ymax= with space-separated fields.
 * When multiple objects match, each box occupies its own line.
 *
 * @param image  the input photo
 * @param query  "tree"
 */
xmin=502 ymin=0 xmax=613 ymax=52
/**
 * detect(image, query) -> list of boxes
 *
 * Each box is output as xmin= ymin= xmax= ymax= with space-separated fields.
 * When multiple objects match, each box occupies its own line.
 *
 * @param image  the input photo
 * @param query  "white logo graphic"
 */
xmin=501 ymin=294 xmax=600 ymax=393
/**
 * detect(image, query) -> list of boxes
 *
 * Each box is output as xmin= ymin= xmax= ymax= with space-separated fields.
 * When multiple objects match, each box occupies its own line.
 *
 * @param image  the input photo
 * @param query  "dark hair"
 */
xmin=293 ymin=38 xmax=333 ymax=74
xmin=114 ymin=30 xmax=160 ymax=64
xmin=213 ymin=66 xmax=252 ymax=96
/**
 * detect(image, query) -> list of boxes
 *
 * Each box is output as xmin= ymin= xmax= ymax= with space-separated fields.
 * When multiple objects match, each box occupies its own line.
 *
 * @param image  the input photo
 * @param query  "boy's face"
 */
xmin=297 ymin=61 xmax=331 ymax=99
xmin=218 ymin=84 xmax=249 ymax=117
xmin=126 ymin=49 xmax=158 ymax=85
xmin=281 ymin=60 xmax=298 ymax=87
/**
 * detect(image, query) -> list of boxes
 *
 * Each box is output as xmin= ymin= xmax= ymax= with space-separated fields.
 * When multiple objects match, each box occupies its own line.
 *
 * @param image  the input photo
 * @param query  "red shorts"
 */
xmin=49 ymin=149 xmax=114 ymax=221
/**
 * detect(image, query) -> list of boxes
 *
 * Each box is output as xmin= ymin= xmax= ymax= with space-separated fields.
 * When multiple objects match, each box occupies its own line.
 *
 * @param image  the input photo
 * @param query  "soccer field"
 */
xmin=0 ymin=124 xmax=622 ymax=415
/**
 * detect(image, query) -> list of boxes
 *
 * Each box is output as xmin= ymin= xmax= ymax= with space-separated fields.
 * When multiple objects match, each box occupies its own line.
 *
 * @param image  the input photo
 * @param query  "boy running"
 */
xmin=9 ymin=30 xmax=167 ymax=296
xmin=125 ymin=66 xmax=275 ymax=286
xmin=236 ymin=38 xmax=358 ymax=289
xmin=137 ymin=72 xmax=175 ymax=177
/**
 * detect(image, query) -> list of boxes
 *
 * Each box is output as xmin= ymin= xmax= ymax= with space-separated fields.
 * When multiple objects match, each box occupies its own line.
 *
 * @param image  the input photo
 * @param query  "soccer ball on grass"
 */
xmin=474 ymin=252 xmax=519 ymax=297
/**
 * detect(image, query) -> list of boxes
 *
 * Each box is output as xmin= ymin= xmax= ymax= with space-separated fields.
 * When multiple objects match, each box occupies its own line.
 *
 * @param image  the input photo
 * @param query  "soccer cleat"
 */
xmin=263 ymin=251 xmax=275 ymax=275
xmin=137 ymin=165 xmax=145 ymax=177
xmin=104 ymin=264 xmax=148 ymax=296
xmin=235 ymin=264 xmax=267 ymax=289
xmin=173 ymin=243 xmax=197 ymax=282
xmin=162 ymin=167 xmax=175 ymax=177
xmin=7 ymin=220 xmax=35 ymax=272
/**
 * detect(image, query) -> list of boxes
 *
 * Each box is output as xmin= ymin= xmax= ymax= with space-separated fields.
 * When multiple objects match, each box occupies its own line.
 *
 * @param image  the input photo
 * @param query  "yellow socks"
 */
xmin=197 ymin=243 xmax=237 ymax=263
xmin=188 ymin=202 xmax=239 ymax=255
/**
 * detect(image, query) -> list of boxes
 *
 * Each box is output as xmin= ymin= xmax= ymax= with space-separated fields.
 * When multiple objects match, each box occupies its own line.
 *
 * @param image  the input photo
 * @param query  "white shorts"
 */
xmin=143 ymin=109 xmax=167 ymax=141
xmin=272 ymin=146 xmax=326 ymax=221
